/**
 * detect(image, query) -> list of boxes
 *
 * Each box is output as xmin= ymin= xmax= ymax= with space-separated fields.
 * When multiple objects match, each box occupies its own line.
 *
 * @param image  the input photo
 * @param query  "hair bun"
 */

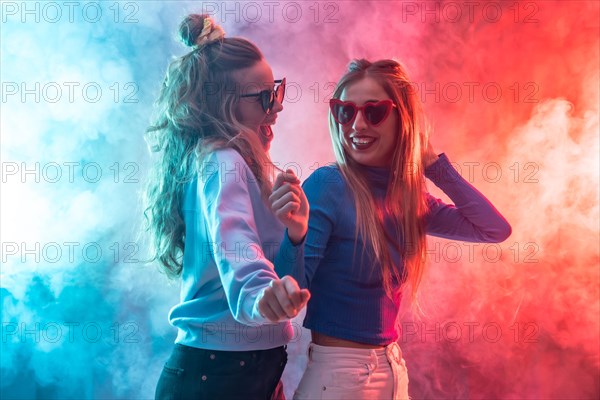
xmin=179 ymin=14 xmax=225 ymax=48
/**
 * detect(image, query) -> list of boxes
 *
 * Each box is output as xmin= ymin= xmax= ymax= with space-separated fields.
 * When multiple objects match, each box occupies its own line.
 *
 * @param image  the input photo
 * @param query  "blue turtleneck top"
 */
xmin=277 ymin=153 xmax=512 ymax=345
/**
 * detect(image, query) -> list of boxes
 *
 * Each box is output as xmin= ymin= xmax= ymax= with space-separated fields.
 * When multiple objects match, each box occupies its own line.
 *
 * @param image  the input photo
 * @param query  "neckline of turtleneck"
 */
xmin=355 ymin=163 xmax=391 ymax=188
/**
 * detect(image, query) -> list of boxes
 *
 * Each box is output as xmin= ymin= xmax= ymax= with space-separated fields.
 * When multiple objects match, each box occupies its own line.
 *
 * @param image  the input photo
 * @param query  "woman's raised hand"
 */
xmin=269 ymin=169 xmax=309 ymax=244
xmin=423 ymin=140 xmax=440 ymax=169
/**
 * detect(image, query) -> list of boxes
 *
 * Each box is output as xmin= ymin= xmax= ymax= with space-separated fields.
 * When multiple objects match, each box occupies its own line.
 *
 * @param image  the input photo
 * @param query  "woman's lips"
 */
xmin=349 ymin=135 xmax=377 ymax=150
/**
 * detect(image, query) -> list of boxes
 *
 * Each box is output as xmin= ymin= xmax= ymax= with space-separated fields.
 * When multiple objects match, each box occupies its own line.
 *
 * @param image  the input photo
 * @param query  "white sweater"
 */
xmin=168 ymin=148 xmax=303 ymax=351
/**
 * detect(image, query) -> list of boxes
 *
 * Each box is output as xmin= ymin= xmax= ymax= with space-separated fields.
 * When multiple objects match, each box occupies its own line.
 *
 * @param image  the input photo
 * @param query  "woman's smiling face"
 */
xmin=338 ymin=77 xmax=399 ymax=168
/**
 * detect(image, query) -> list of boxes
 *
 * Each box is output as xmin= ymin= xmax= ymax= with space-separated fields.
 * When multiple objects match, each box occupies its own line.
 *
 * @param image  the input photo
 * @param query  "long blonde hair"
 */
xmin=143 ymin=14 xmax=274 ymax=277
xmin=329 ymin=59 xmax=430 ymax=304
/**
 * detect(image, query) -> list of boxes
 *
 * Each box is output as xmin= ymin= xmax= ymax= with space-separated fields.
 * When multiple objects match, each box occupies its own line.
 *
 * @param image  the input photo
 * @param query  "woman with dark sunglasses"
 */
xmin=277 ymin=59 xmax=512 ymax=399
xmin=144 ymin=14 xmax=310 ymax=400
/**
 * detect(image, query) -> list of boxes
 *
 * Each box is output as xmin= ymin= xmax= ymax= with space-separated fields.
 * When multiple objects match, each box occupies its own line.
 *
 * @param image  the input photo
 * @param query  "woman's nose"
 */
xmin=352 ymin=110 xmax=368 ymax=131
xmin=271 ymin=97 xmax=284 ymax=114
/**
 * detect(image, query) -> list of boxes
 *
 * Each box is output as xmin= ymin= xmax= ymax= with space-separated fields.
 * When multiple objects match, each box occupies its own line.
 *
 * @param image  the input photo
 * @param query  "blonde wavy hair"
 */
xmin=329 ymin=59 xmax=430 ymax=305
xmin=143 ymin=14 xmax=275 ymax=278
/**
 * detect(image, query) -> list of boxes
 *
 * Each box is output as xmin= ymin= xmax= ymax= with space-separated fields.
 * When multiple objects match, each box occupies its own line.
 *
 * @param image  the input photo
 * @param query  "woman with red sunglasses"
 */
xmin=144 ymin=14 xmax=310 ymax=400
xmin=277 ymin=59 xmax=512 ymax=399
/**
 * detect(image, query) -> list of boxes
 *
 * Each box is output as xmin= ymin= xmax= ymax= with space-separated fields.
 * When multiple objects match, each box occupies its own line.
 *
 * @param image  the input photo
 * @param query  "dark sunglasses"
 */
xmin=329 ymin=99 xmax=397 ymax=127
xmin=240 ymin=78 xmax=286 ymax=114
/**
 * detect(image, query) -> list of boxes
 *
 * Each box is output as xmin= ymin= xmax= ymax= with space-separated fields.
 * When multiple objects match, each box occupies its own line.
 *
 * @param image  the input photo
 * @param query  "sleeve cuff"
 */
xmin=274 ymin=230 xmax=305 ymax=284
xmin=286 ymin=228 xmax=306 ymax=247
xmin=249 ymin=287 xmax=271 ymax=325
xmin=425 ymin=153 xmax=462 ymax=185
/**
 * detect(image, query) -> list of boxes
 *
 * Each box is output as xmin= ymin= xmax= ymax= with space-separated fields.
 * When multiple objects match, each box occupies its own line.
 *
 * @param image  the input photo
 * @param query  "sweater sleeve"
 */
xmin=275 ymin=167 xmax=339 ymax=289
xmin=273 ymin=228 xmax=305 ymax=280
xmin=199 ymin=149 xmax=277 ymax=325
xmin=424 ymin=153 xmax=512 ymax=243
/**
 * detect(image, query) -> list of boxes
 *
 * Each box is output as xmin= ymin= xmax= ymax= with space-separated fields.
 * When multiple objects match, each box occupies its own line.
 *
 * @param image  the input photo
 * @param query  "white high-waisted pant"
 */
xmin=293 ymin=342 xmax=410 ymax=400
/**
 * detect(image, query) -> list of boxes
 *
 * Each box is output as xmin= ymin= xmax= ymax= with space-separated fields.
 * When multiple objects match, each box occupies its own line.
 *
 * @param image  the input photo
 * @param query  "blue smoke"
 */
xmin=2 ymin=1 xmax=599 ymax=399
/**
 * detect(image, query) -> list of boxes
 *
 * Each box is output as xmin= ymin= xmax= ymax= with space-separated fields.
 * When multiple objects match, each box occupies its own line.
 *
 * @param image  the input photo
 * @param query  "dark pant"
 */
xmin=155 ymin=344 xmax=287 ymax=400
